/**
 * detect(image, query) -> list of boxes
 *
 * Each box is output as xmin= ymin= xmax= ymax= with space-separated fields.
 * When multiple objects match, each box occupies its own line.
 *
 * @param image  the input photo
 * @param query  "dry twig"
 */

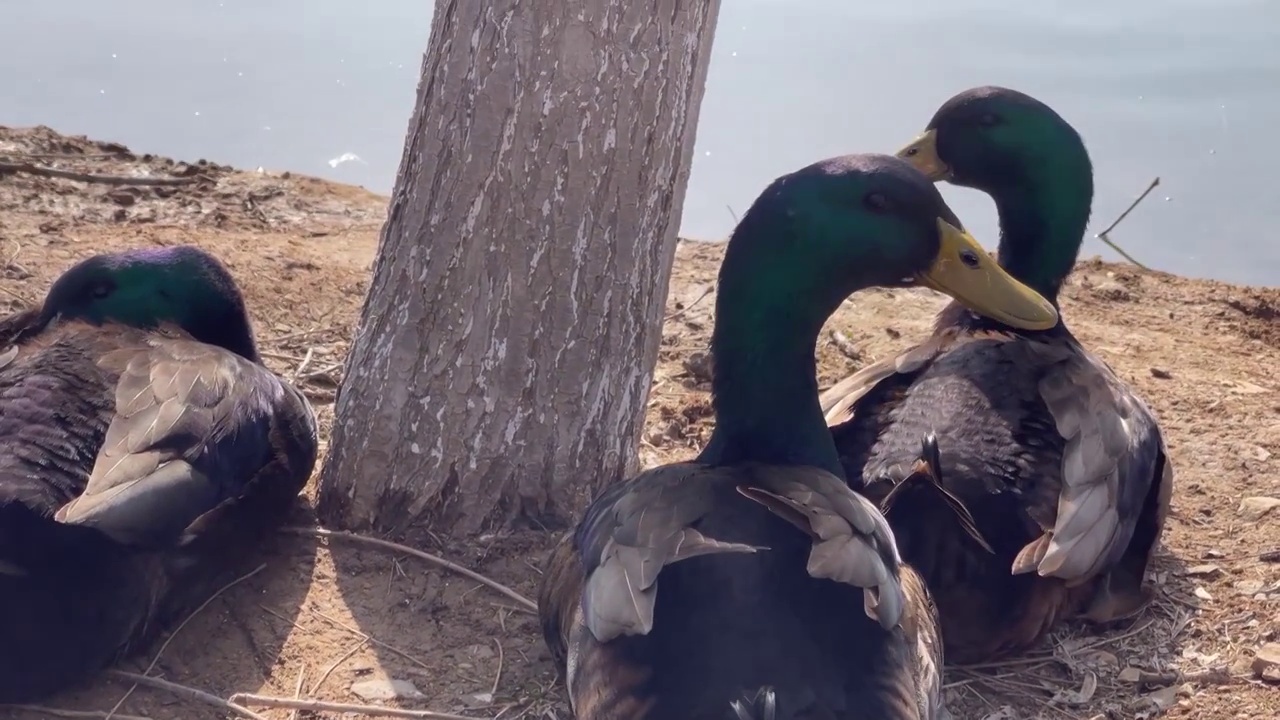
xmin=310 ymin=638 xmax=367 ymax=695
xmin=828 ymin=329 xmax=863 ymax=361
xmin=104 ymin=671 xmax=266 ymax=720
xmin=104 ymin=564 xmax=266 ymax=718
xmin=267 ymin=326 xmax=341 ymax=344
xmin=490 ymin=638 xmax=505 ymax=697
xmin=289 ymin=664 xmax=307 ymax=720
xmin=283 ymin=526 xmax=536 ymax=612
xmin=664 ymin=285 xmax=714 ymax=323
xmin=3 ymin=705 xmax=151 ymax=720
xmin=314 ymin=608 xmax=433 ymax=671
xmin=0 ymin=161 xmax=198 ymax=186
xmin=1095 ymin=177 xmax=1159 ymax=270
xmin=229 ymin=693 xmax=483 ymax=719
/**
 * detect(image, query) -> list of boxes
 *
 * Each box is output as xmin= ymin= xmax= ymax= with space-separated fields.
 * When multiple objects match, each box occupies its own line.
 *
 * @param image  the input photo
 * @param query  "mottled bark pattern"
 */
xmin=317 ymin=0 xmax=721 ymax=534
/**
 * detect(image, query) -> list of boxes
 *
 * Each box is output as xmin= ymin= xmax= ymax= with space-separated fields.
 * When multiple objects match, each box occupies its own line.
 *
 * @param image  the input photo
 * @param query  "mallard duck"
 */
xmin=537 ymin=153 xmax=1058 ymax=719
xmin=821 ymin=86 xmax=1173 ymax=664
xmin=0 ymin=246 xmax=318 ymax=702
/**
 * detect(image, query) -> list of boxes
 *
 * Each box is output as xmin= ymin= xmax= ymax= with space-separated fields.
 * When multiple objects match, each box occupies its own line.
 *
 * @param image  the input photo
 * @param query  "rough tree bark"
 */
xmin=316 ymin=0 xmax=721 ymax=535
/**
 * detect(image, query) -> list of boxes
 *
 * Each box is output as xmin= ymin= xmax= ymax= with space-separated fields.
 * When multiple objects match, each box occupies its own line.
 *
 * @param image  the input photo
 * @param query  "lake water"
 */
xmin=2 ymin=1 xmax=1277 ymax=285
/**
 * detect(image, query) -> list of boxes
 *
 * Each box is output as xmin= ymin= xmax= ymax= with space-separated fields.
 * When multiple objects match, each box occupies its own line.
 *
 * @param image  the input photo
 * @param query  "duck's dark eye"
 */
xmin=89 ymin=282 xmax=113 ymax=300
xmin=959 ymin=249 xmax=981 ymax=268
xmin=978 ymin=113 xmax=1001 ymax=128
xmin=862 ymin=192 xmax=891 ymax=214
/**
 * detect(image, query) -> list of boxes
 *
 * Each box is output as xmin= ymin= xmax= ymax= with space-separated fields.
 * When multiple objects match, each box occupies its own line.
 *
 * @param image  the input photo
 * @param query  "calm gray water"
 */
xmin=2 ymin=1 xmax=1277 ymax=284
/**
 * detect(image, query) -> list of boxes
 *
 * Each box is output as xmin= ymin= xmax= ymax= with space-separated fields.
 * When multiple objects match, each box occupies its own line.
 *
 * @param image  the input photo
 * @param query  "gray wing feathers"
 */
xmin=581 ymin=464 xmax=910 ymax=642
xmin=583 ymin=528 xmax=761 ymax=642
xmin=738 ymin=467 xmax=905 ymax=629
xmin=819 ymin=334 xmax=950 ymax=427
xmin=1030 ymin=345 xmax=1166 ymax=581
xmin=819 ymin=359 xmax=901 ymax=426
xmin=582 ymin=466 xmax=764 ymax=643
xmin=55 ymin=338 xmax=268 ymax=548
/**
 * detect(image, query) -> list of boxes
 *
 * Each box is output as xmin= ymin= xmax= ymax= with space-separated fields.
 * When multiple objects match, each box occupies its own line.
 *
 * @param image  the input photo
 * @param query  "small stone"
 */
xmin=1092 ymin=279 xmax=1132 ymax=302
xmin=1150 ymin=367 xmax=1172 ymax=379
xmin=350 ymin=678 xmax=425 ymax=702
xmin=1235 ymin=579 xmax=1265 ymax=595
xmin=105 ymin=188 xmax=139 ymax=206
xmin=1144 ymin=685 xmax=1180 ymax=711
xmin=1232 ymin=380 xmax=1269 ymax=394
xmin=1239 ymin=496 xmax=1280 ymax=521
xmin=1184 ymin=564 xmax=1223 ymax=578
xmin=467 ymin=642 xmax=495 ymax=659
xmin=1080 ymin=649 xmax=1119 ymax=668
xmin=1119 ymin=666 xmax=1143 ymax=683
xmin=1194 ymin=586 xmax=1213 ymax=601
xmin=1252 ymin=643 xmax=1280 ymax=682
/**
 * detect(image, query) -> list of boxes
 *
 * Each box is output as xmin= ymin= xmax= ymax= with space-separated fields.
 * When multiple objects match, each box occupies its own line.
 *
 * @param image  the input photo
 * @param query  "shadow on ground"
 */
xmin=321 ymin=524 xmax=566 ymax=718
xmin=0 ymin=501 xmax=320 ymax=720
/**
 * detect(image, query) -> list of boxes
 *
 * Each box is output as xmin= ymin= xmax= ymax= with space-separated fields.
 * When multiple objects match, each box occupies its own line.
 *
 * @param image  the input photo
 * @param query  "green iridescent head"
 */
xmin=39 ymin=245 xmax=259 ymax=360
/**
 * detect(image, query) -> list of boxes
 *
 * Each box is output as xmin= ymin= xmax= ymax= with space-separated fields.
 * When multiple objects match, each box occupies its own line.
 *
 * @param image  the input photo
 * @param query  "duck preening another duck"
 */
xmin=0 ymin=246 xmax=318 ymax=702
xmin=822 ymin=86 xmax=1173 ymax=664
xmin=538 ymin=153 xmax=1058 ymax=720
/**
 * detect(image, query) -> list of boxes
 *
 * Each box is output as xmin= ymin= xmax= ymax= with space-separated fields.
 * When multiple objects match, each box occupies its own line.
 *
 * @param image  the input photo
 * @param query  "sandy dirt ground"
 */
xmin=0 ymin=126 xmax=1277 ymax=720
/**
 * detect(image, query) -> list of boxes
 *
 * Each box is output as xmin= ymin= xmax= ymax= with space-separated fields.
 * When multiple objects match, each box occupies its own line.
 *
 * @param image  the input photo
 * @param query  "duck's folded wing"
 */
xmin=575 ymin=464 xmax=764 ymax=644
xmin=54 ymin=336 xmax=317 ymax=549
xmin=819 ymin=326 xmax=968 ymax=427
xmin=735 ymin=464 xmax=907 ymax=629
xmin=1017 ymin=343 xmax=1169 ymax=581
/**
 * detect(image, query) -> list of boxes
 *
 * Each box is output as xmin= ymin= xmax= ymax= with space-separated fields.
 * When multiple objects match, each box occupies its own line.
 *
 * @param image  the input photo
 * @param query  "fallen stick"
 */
xmin=283 ymin=526 xmax=536 ymax=612
xmin=229 ymin=693 xmax=484 ymax=719
xmin=104 ymin=671 xmax=267 ymax=720
xmin=1095 ymin=177 xmax=1159 ymax=270
xmin=1 ymin=705 xmax=151 ymax=720
xmin=0 ymin=161 xmax=198 ymax=187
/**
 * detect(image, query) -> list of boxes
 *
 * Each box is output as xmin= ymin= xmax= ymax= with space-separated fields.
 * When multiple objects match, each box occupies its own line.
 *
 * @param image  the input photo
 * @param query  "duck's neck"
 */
xmin=697 ymin=247 xmax=845 ymax=480
xmin=206 ymin=311 xmax=261 ymax=363
xmin=992 ymin=153 xmax=1093 ymax=302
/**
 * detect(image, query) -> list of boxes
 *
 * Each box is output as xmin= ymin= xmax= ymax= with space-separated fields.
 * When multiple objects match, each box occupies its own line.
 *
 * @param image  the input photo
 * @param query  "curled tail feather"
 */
xmin=879 ymin=432 xmax=994 ymax=554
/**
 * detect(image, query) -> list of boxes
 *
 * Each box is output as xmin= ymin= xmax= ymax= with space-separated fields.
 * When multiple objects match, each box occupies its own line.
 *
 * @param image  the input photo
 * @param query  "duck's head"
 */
xmin=894 ymin=86 xmax=1093 ymax=300
xmin=719 ymin=153 xmax=1058 ymax=331
xmin=38 ymin=246 xmax=260 ymax=361
xmin=895 ymin=86 xmax=1089 ymax=191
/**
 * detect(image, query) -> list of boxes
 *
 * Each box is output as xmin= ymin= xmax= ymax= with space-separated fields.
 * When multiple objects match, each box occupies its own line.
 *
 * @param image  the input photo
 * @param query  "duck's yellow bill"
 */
xmin=897 ymin=129 xmax=950 ymax=181
xmin=916 ymin=220 xmax=1059 ymax=331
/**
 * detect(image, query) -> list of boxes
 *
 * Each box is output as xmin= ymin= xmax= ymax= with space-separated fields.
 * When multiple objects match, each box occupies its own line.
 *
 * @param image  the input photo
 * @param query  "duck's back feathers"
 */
xmin=573 ymin=463 xmax=904 ymax=646
xmin=821 ymin=314 xmax=1170 ymax=661
xmin=540 ymin=461 xmax=944 ymax=719
xmin=0 ymin=319 xmax=318 ymax=702
xmin=56 ymin=326 xmax=317 ymax=551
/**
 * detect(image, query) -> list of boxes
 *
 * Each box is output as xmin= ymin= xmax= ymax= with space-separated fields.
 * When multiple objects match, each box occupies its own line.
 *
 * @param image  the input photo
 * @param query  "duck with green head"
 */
xmin=537 ymin=153 xmax=1057 ymax=719
xmin=820 ymin=87 xmax=1172 ymax=664
xmin=0 ymin=246 xmax=318 ymax=702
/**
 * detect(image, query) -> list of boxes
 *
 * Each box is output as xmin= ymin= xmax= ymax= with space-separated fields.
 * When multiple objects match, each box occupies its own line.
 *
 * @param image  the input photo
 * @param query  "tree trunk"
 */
xmin=316 ymin=0 xmax=721 ymax=535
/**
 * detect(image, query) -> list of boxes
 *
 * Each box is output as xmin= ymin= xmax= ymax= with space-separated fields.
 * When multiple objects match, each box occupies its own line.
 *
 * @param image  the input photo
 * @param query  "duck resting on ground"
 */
xmin=538 ymin=152 xmax=1059 ymax=719
xmin=0 ymin=245 xmax=318 ymax=703
xmin=820 ymin=86 xmax=1173 ymax=664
